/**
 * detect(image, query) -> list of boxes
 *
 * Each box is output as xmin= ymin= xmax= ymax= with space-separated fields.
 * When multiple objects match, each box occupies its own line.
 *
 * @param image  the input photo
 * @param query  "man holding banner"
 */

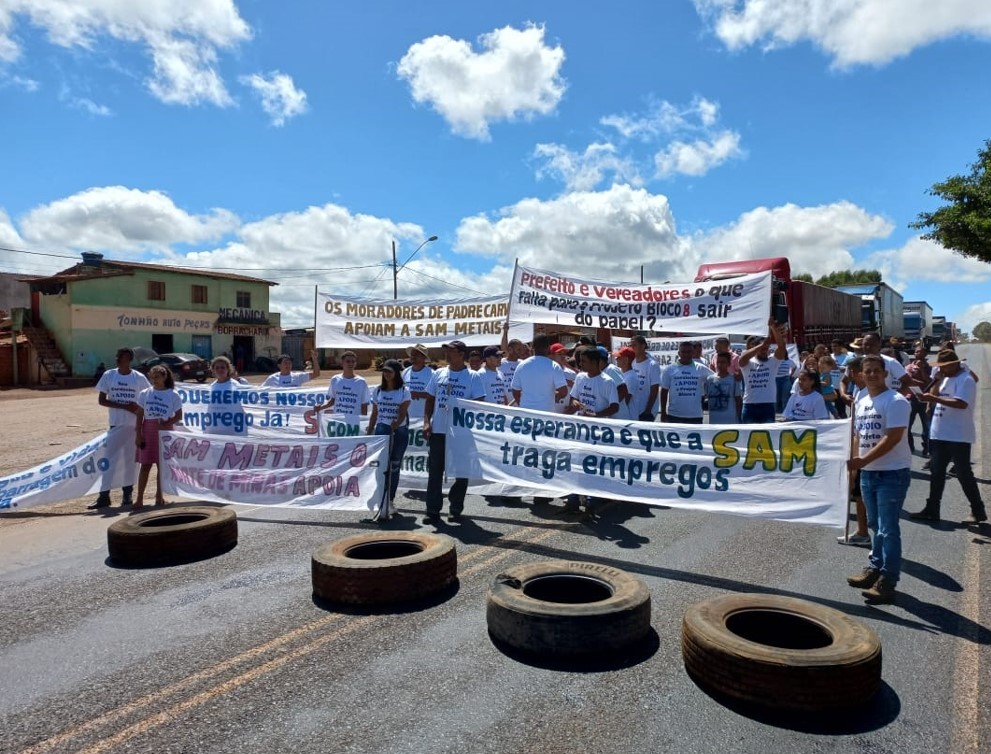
xmin=423 ymin=340 xmax=486 ymax=523
xmin=630 ymin=335 xmax=661 ymax=421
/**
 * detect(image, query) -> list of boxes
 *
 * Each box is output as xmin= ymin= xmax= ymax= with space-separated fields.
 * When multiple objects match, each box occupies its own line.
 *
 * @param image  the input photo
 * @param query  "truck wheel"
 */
xmin=108 ymin=506 xmax=237 ymax=567
xmin=682 ymin=594 xmax=882 ymax=712
xmin=312 ymin=532 xmax=457 ymax=605
xmin=486 ymin=560 xmax=651 ymax=656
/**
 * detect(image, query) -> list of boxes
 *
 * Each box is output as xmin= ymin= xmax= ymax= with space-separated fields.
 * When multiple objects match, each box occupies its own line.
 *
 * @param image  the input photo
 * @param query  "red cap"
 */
xmin=614 ymin=346 xmax=636 ymax=360
xmin=549 ymin=343 xmax=568 ymax=354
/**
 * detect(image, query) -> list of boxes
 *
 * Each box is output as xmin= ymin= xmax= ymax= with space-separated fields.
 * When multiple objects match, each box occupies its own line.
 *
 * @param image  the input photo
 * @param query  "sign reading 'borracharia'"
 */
xmin=315 ymin=293 xmax=533 ymax=348
xmin=612 ymin=334 xmax=726 ymax=368
xmin=445 ymin=399 xmax=850 ymax=526
xmin=510 ymin=264 xmax=772 ymax=335
xmin=158 ymin=430 xmax=388 ymax=510
xmin=0 ymin=428 xmax=138 ymax=511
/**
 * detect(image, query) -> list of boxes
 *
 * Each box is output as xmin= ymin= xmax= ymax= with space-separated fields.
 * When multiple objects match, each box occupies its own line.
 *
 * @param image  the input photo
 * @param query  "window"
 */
xmin=236 ymin=290 xmax=251 ymax=308
xmin=148 ymin=281 xmax=166 ymax=301
xmin=191 ymin=284 xmax=208 ymax=304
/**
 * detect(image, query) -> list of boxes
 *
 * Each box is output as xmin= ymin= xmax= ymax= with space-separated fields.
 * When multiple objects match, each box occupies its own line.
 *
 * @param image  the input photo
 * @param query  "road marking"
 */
xmin=20 ymin=521 xmax=561 ymax=754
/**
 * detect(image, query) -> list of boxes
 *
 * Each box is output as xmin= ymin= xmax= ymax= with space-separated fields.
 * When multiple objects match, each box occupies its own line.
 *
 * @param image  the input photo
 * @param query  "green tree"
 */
xmin=911 ymin=140 xmax=991 ymax=264
xmin=973 ymin=321 xmax=991 ymax=342
xmin=814 ymin=269 xmax=883 ymax=287
xmin=794 ymin=273 xmax=814 ymax=283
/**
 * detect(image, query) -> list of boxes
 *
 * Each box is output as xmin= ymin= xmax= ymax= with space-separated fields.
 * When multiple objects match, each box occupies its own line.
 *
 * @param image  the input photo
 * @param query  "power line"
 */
xmin=402 ymin=267 xmax=490 ymax=296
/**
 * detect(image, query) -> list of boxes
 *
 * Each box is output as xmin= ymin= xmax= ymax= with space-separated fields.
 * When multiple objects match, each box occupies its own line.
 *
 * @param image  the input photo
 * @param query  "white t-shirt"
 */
xmin=631 ymin=357 xmax=661 ymax=416
xmin=262 ymin=371 xmax=310 ymax=388
xmin=371 ymin=386 xmax=411 ymax=427
xmin=427 ymin=367 xmax=486 ymax=434
xmin=783 ymin=391 xmax=830 ymax=421
xmin=554 ymin=365 xmax=578 ymax=413
xmin=854 ymin=389 xmax=912 ymax=471
xmin=879 ymin=354 xmax=906 ymax=391
xmin=330 ymin=374 xmax=370 ymax=427
xmin=706 ymin=373 xmax=742 ymax=424
xmin=208 ymin=380 xmax=245 ymax=435
xmin=776 ymin=357 xmax=795 ymax=378
xmin=510 ymin=356 xmax=567 ymax=413
xmin=137 ymin=387 xmax=182 ymax=422
xmin=96 ymin=369 xmax=151 ymax=427
xmin=477 ymin=368 xmax=509 ymax=405
xmin=930 ymin=371 xmax=977 ymax=443
xmin=614 ymin=369 xmax=638 ymax=421
xmin=401 ymin=365 xmax=434 ymax=419
xmin=741 ymin=356 xmax=782 ymax=405
xmin=498 ymin=358 xmax=522 ymax=385
xmin=570 ymin=372 xmax=619 ymax=415
xmin=661 ymin=362 xmax=714 ymax=419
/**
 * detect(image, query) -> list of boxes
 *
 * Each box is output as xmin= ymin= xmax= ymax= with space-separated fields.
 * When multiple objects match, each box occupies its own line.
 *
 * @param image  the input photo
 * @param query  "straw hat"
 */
xmin=406 ymin=343 xmax=429 ymax=357
xmin=932 ymin=349 xmax=961 ymax=367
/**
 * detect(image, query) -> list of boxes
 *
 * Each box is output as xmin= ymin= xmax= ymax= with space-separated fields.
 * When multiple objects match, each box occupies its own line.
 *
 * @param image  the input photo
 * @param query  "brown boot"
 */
xmin=862 ymin=576 xmax=896 ymax=604
xmin=847 ymin=567 xmax=880 ymax=588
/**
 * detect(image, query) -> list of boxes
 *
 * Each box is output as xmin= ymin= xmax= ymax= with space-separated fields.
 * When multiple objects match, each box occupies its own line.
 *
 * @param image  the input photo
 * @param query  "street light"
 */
xmin=392 ymin=235 xmax=438 ymax=299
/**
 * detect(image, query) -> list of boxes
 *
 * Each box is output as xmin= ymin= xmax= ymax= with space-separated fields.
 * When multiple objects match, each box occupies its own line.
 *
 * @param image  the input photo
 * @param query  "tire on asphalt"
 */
xmin=681 ymin=594 xmax=882 ymax=712
xmin=311 ymin=531 xmax=457 ymax=605
xmin=486 ymin=560 xmax=651 ymax=656
xmin=107 ymin=505 xmax=238 ymax=567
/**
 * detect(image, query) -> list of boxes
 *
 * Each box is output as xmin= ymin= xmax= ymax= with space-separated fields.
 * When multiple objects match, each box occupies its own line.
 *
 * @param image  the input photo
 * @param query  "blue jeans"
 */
xmin=374 ymin=423 xmax=409 ymax=502
xmin=860 ymin=467 xmax=910 ymax=584
xmin=741 ymin=402 xmax=776 ymax=424
xmin=775 ymin=376 xmax=792 ymax=413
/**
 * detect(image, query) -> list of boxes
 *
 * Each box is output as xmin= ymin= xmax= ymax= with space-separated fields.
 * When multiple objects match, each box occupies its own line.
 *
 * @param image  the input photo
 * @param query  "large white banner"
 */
xmin=510 ymin=264 xmax=772 ymax=335
xmin=0 ymin=427 xmax=138 ymax=511
xmin=158 ymin=431 xmax=388 ymax=510
xmin=315 ymin=293 xmax=533 ymax=348
xmin=612 ymin=334 xmax=726 ymax=368
xmin=178 ymin=385 xmax=337 ymax=437
xmin=445 ymin=399 xmax=850 ymax=526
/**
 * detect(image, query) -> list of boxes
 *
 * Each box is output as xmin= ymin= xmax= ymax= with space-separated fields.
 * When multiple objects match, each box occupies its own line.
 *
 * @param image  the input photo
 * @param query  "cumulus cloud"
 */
xmin=655 ymin=131 xmax=742 ymax=178
xmin=456 ymin=184 xmax=688 ymax=282
xmin=863 ymin=237 xmax=991 ymax=293
xmin=957 ymin=301 xmax=991 ymax=333
xmin=240 ymin=71 xmax=308 ymax=126
xmin=397 ymin=24 xmax=566 ymax=140
xmin=690 ymin=201 xmax=893 ymax=279
xmin=692 ymin=0 xmax=991 ymax=67
xmin=0 ymin=0 xmax=251 ymax=105
xmin=18 ymin=186 xmax=239 ymax=253
xmin=532 ymin=142 xmax=642 ymax=191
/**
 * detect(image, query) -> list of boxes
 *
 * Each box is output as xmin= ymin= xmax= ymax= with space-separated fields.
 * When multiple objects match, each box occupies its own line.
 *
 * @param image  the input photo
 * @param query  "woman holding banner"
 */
xmin=134 ymin=365 xmax=183 ymax=509
xmin=367 ymin=359 xmax=411 ymax=520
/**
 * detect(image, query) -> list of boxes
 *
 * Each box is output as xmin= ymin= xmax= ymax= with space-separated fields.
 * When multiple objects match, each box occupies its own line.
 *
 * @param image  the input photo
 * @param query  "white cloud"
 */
xmin=0 ymin=0 xmax=251 ymax=105
xmin=601 ymin=96 xmax=723 ymax=140
xmin=72 ymin=96 xmax=111 ymax=116
xmin=240 ymin=71 xmax=308 ymax=126
xmin=655 ymin=130 xmax=743 ymax=178
xmin=18 ymin=186 xmax=239 ymax=253
xmin=863 ymin=237 xmax=991 ymax=293
xmin=397 ymin=24 xmax=566 ymax=140
xmin=691 ymin=201 xmax=893 ymax=279
xmin=693 ymin=0 xmax=991 ymax=67
xmin=957 ymin=301 xmax=991 ymax=333
xmin=456 ymin=183 xmax=688 ymax=282
xmin=532 ymin=142 xmax=642 ymax=192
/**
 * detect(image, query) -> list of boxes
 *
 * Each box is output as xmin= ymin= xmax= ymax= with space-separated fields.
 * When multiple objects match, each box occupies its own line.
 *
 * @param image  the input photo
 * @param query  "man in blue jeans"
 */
xmin=846 ymin=354 xmax=912 ymax=604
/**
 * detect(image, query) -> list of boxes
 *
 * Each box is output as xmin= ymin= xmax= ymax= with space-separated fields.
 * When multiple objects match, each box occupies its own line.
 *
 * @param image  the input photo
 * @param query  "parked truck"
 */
xmin=903 ymin=301 xmax=934 ymax=350
xmin=834 ymin=282 xmax=904 ymax=342
xmin=694 ymin=257 xmax=861 ymax=350
xmin=932 ymin=315 xmax=947 ymax=345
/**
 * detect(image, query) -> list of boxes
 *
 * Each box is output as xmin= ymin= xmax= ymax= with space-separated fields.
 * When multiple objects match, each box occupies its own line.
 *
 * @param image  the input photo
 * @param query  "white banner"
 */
xmin=316 ymin=293 xmax=533 ymax=348
xmin=178 ymin=385 xmax=351 ymax=437
xmin=612 ymin=334 xmax=726 ymax=368
xmin=0 ymin=427 xmax=138 ymax=511
xmin=158 ymin=430 xmax=388 ymax=510
xmin=510 ymin=264 xmax=772 ymax=335
xmin=445 ymin=399 xmax=850 ymax=526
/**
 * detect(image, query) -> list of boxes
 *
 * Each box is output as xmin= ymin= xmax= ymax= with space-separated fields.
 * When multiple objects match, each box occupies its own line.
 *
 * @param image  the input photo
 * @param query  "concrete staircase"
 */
xmin=20 ymin=324 xmax=70 ymax=385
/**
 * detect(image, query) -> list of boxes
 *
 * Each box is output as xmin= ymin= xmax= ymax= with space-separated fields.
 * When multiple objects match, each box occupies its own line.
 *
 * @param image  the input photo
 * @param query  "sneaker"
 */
xmin=862 ymin=576 xmax=896 ymax=604
xmin=422 ymin=513 xmax=440 ymax=525
xmin=837 ymin=533 xmax=871 ymax=548
xmin=922 ymin=461 xmax=931 ymax=470
xmin=847 ymin=567 xmax=880 ymax=588
xmin=961 ymin=513 xmax=988 ymax=525
xmin=909 ymin=508 xmax=940 ymax=521
xmin=120 ymin=498 xmax=133 ymax=508
xmin=87 ymin=497 xmax=111 ymax=510
xmin=448 ymin=512 xmax=463 ymax=523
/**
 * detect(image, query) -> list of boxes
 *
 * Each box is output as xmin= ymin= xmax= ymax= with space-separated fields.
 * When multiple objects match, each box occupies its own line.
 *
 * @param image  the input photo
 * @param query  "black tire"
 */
xmin=107 ymin=505 xmax=237 ymax=567
xmin=486 ymin=560 xmax=651 ymax=656
xmin=681 ymin=594 xmax=882 ymax=712
xmin=311 ymin=532 xmax=457 ymax=605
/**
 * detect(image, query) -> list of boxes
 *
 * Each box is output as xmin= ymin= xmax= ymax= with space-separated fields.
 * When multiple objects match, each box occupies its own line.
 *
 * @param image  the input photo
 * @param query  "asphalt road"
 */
xmin=1 ymin=346 xmax=989 ymax=754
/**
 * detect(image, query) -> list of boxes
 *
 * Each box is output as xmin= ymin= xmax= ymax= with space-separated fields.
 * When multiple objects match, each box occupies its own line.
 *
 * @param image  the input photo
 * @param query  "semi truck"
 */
xmin=834 ymin=282 xmax=904 ymax=342
xmin=932 ymin=315 xmax=947 ymax=345
xmin=903 ymin=301 xmax=934 ymax=350
xmin=694 ymin=257 xmax=861 ymax=350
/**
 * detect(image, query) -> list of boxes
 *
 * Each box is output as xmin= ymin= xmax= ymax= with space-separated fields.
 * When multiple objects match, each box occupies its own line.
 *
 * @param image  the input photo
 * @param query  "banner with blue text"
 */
xmin=445 ymin=399 xmax=850 ymax=526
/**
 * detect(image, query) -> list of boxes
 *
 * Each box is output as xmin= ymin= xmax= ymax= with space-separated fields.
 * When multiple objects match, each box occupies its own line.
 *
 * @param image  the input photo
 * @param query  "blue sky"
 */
xmin=1 ymin=1 xmax=990 ymax=333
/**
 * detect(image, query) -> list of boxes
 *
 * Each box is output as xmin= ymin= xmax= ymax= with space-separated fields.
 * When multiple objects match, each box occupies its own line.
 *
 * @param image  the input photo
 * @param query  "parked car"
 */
xmin=132 ymin=348 xmax=210 ymax=383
